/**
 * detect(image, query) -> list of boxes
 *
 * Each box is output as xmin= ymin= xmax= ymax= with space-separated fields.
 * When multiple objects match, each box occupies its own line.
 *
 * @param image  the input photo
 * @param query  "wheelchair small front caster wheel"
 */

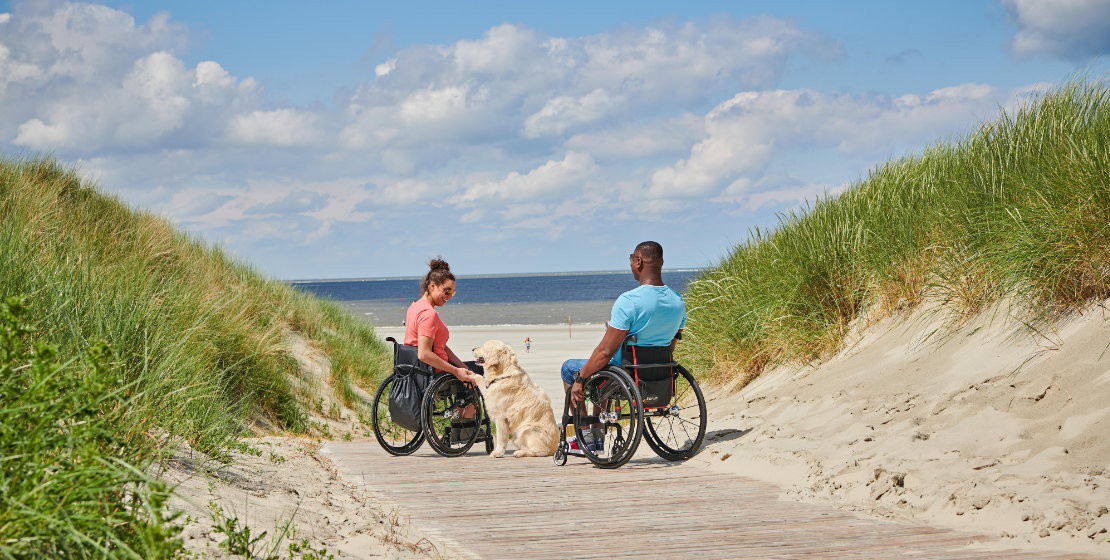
xmin=553 ymin=443 xmax=568 ymax=466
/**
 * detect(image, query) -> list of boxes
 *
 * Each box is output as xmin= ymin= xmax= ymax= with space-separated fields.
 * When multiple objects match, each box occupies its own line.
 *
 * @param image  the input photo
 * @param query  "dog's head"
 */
xmin=472 ymin=339 xmax=517 ymax=376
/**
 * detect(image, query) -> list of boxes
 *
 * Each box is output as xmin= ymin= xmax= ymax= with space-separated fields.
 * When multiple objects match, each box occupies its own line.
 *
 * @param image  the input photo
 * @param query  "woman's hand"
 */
xmin=455 ymin=366 xmax=475 ymax=385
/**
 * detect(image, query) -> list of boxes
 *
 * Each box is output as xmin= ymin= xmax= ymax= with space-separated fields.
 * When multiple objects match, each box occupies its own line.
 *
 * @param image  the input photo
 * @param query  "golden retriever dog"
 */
xmin=473 ymin=340 xmax=559 ymax=458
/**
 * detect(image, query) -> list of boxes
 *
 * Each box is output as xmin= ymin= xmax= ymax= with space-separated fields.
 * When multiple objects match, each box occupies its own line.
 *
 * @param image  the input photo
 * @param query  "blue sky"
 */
xmin=1 ymin=1 xmax=1108 ymax=279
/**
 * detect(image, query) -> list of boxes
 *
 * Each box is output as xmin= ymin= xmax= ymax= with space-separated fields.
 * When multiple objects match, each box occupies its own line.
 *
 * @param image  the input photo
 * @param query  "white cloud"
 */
xmin=227 ymin=109 xmax=323 ymax=147
xmin=564 ymin=113 xmax=704 ymax=160
xmin=374 ymin=58 xmax=396 ymax=76
xmin=194 ymin=60 xmax=234 ymax=89
xmin=452 ymin=23 xmax=543 ymax=74
xmin=1 ymin=3 xmax=270 ymax=153
xmin=169 ymin=191 xmax=232 ymax=218
xmin=12 ymin=49 xmax=244 ymax=149
xmin=0 ymin=42 xmax=42 ymax=95
xmin=339 ymin=16 xmax=840 ymax=153
xmin=1003 ymin=0 xmax=1110 ymax=59
xmin=647 ymin=84 xmax=1008 ymax=199
xmin=244 ymin=190 xmax=328 ymax=215
xmin=458 ymin=151 xmax=598 ymax=202
xmin=459 ymin=208 xmax=485 ymax=224
xmin=371 ymin=179 xmax=439 ymax=206
xmin=399 ymin=86 xmax=470 ymax=123
xmin=724 ymin=182 xmax=849 ymax=212
xmin=116 ymin=51 xmax=191 ymax=143
xmin=523 ymin=88 xmax=618 ymax=138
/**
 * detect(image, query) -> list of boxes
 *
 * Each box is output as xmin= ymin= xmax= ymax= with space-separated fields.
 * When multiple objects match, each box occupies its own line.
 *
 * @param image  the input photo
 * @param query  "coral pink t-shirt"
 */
xmin=404 ymin=298 xmax=450 ymax=367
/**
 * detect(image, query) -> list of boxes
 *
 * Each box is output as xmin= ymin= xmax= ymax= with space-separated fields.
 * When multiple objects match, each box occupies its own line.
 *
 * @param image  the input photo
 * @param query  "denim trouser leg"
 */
xmin=560 ymin=358 xmax=589 ymax=385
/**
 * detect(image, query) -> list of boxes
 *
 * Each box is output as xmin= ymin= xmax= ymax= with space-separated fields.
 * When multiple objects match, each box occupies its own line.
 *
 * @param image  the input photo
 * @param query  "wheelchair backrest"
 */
xmin=620 ymin=335 xmax=677 ymax=408
xmin=387 ymin=337 xmax=435 ymax=376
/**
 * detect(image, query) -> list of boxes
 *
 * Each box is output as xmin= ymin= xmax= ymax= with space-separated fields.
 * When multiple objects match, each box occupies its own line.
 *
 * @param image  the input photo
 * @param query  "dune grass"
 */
xmin=679 ymin=77 xmax=1110 ymax=385
xmin=0 ymin=157 xmax=390 ymax=557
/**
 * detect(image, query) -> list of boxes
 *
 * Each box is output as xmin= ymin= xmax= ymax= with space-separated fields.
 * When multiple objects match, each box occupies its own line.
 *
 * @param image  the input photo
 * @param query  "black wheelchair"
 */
xmin=371 ymin=337 xmax=493 ymax=457
xmin=554 ymin=335 xmax=707 ymax=468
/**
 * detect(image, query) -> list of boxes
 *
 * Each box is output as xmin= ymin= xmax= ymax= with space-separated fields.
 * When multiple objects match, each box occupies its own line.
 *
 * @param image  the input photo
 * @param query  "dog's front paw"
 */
xmin=490 ymin=448 xmax=505 ymax=458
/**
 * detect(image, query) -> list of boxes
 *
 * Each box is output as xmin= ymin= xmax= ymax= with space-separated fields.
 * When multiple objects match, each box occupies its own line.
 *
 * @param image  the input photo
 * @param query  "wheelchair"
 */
xmin=371 ymin=337 xmax=493 ymax=457
xmin=554 ymin=335 xmax=707 ymax=468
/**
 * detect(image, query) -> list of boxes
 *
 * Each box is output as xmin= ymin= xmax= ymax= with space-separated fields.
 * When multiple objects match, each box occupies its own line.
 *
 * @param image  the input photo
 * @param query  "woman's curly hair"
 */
xmin=420 ymin=257 xmax=455 ymax=294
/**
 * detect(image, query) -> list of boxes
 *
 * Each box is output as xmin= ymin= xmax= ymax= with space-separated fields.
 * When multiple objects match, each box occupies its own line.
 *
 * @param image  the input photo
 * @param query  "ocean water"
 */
xmin=291 ymin=270 xmax=702 ymax=326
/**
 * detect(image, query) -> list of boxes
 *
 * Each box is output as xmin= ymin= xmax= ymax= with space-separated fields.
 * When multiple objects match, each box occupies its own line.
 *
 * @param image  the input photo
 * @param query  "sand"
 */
xmin=163 ymin=437 xmax=444 ymax=559
xmin=169 ymin=307 xmax=1110 ymax=558
xmin=692 ymin=303 xmax=1110 ymax=558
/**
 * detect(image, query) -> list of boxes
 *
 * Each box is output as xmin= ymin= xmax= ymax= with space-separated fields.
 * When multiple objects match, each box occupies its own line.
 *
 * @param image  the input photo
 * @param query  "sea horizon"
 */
xmin=287 ymin=267 xmax=706 ymax=284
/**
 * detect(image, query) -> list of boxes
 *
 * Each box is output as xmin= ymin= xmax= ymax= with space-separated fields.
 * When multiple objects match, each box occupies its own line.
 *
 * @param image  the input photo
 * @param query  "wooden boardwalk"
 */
xmin=324 ymin=442 xmax=1093 ymax=559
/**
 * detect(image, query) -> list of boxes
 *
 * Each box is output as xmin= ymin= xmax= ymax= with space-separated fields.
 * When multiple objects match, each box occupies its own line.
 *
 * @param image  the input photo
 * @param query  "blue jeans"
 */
xmin=560 ymin=359 xmax=588 ymax=385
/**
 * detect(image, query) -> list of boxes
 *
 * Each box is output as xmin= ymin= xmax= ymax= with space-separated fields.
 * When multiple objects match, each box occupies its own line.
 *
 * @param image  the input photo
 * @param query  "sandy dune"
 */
xmin=697 ymin=303 xmax=1110 ymax=558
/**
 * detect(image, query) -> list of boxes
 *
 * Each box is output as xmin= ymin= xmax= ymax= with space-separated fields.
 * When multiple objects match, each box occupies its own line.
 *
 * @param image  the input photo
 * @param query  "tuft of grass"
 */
xmin=680 ymin=77 xmax=1110 ymax=385
xmin=0 ymin=297 xmax=184 ymax=558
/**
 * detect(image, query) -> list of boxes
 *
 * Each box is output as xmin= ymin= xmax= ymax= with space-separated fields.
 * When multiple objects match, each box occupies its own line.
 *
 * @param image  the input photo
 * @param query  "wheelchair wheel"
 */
xmin=553 ymin=442 xmax=568 ymax=466
xmin=371 ymin=374 xmax=425 ymax=456
xmin=573 ymin=368 xmax=643 ymax=469
xmin=422 ymin=374 xmax=482 ymax=457
xmin=642 ymin=365 xmax=707 ymax=461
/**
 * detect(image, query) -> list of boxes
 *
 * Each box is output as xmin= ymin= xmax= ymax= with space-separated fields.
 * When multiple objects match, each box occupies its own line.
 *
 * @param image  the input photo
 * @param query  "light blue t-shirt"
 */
xmin=608 ymin=284 xmax=686 ymax=364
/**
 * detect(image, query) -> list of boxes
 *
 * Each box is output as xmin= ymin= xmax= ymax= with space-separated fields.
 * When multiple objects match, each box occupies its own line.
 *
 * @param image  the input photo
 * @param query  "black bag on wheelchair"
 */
xmin=622 ymin=345 xmax=675 ymax=408
xmin=388 ymin=343 xmax=434 ymax=431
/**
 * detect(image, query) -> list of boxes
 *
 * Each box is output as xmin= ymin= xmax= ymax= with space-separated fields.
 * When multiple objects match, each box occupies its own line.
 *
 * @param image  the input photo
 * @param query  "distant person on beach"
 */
xmin=525 ymin=337 xmax=532 ymax=353
xmin=561 ymin=241 xmax=686 ymax=448
xmin=405 ymin=258 xmax=481 ymax=386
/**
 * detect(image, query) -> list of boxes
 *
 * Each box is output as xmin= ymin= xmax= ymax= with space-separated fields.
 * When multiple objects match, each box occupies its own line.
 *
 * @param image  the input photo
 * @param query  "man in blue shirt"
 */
xmin=562 ymin=241 xmax=686 ymax=413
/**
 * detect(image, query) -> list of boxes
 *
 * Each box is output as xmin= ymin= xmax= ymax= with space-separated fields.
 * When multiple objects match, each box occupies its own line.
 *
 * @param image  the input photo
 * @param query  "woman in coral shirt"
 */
xmin=404 ymin=257 xmax=479 ymax=384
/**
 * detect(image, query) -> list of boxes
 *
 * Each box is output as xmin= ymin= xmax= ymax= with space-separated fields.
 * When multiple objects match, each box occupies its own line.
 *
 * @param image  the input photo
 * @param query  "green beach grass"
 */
xmin=0 ymin=157 xmax=390 ymax=557
xmin=679 ymin=77 xmax=1110 ymax=385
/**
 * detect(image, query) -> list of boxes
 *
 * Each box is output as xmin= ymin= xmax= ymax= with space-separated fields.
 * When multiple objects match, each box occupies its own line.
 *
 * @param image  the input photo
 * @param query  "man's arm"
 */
xmin=570 ymin=324 xmax=628 ymax=405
